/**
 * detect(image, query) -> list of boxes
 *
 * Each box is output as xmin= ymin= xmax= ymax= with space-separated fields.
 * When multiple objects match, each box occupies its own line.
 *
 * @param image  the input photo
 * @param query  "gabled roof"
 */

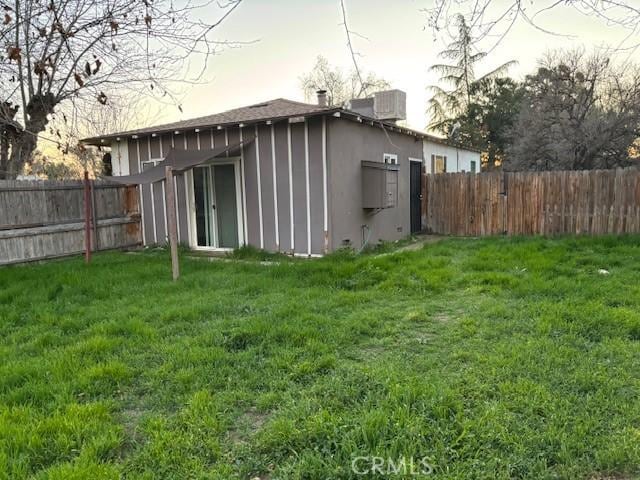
xmin=82 ymin=98 xmax=338 ymax=144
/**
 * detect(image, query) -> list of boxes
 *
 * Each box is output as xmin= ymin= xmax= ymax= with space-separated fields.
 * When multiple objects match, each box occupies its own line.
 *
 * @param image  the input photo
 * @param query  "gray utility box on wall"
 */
xmin=361 ymin=161 xmax=399 ymax=209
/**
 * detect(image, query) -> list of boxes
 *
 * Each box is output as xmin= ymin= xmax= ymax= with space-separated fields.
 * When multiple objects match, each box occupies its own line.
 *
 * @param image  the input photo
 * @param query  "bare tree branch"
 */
xmin=0 ymin=0 xmax=245 ymax=178
xmin=339 ymin=0 xmax=368 ymax=98
xmin=424 ymin=0 xmax=640 ymax=51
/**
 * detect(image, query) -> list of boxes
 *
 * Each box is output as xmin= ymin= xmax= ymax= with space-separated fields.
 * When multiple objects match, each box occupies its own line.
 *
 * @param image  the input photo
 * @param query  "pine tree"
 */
xmin=427 ymin=15 xmax=515 ymax=134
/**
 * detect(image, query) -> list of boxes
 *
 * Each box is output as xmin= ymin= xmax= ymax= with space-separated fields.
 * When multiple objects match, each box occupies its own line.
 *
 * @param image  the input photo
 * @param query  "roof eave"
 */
xmin=81 ymin=106 xmax=482 ymax=154
xmin=80 ymin=108 xmax=342 ymax=146
xmin=334 ymin=109 xmax=480 ymax=152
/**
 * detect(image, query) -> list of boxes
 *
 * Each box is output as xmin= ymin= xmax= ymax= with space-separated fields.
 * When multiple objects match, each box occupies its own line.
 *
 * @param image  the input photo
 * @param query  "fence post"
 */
xmin=421 ymin=165 xmax=427 ymax=231
xmin=90 ymin=179 xmax=99 ymax=251
xmin=165 ymin=166 xmax=180 ymax=281
xmin=83 ymin=170 xmax=92 ymax=263
xmin=501 ymin=172 xmax=508 ymax=235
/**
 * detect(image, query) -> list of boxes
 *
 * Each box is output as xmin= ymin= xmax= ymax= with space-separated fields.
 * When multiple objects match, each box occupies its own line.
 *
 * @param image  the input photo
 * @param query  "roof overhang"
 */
xmin=81 ymin=105 xmax=480 ymax=154
xmin=80 ymin=108 xmax=343 ymax=146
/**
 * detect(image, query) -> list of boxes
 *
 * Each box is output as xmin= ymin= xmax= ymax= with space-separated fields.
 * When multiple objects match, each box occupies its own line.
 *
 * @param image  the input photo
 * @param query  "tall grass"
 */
xmin=1 ymin=236 xmax=639 ymax=479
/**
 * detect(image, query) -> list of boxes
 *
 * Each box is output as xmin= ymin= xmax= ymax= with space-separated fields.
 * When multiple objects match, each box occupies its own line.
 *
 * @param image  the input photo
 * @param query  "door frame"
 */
xmin=409 ymin=157 xmax=423 ymax=234
xmin=188 ymin=156 xmax=245 ymax=251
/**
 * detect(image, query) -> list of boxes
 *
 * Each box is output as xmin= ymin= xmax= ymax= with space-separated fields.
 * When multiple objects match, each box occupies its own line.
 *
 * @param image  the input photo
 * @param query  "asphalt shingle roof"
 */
xmin=84 ymin=98 xmax=335 ymax=142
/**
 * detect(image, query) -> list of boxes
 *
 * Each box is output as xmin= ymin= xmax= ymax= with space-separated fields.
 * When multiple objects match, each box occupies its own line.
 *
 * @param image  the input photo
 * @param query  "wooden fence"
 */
xmin=0 ymin=180 xmax=141 ymax=265
xmin=423 ymin=168 xmax=640 ymax=236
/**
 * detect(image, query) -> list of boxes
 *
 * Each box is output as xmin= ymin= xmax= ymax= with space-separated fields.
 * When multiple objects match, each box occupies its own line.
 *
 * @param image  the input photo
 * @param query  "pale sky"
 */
xmin=127 ymin=0 xmax=640 ymax=132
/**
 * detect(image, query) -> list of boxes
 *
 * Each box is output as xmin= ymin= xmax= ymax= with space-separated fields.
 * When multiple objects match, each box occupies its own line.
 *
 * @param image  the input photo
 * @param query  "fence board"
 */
xmin=0 ymin=180 xmax=141 ymax=265
xmin=423 ymin=168 xmax=640 ymax=237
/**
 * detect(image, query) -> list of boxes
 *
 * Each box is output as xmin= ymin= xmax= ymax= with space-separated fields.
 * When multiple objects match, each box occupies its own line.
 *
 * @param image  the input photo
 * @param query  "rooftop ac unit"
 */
xmin=374 ymin=90 xmax=406 ymax=122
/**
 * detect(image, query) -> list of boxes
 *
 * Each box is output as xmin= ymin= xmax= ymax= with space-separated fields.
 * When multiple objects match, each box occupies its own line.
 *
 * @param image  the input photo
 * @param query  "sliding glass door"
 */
xmin=193 ymin=164 xmax=239 ymax=249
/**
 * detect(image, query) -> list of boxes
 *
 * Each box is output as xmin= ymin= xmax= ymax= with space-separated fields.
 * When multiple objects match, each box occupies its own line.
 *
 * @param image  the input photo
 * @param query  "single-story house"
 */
xmin=82 ymin=90 xmax=480 ymax=255
xmin=424 ymin=142 xmax=480 ymax=174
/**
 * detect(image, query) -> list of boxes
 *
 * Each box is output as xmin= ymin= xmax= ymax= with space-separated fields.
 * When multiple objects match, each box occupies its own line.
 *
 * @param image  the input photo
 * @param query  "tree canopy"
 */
xmin=0 ymin=0 xmax=243 ymax=178
xmin=506 ymin=51 xmax=640 ymax=171
xmin=427 ymin=44 xmax=640 ymax=171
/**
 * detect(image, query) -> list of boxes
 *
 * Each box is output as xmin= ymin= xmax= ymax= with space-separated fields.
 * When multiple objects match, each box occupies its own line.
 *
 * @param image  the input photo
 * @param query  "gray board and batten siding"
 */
xmin=122 ymin=117 xmax=330 ymax=255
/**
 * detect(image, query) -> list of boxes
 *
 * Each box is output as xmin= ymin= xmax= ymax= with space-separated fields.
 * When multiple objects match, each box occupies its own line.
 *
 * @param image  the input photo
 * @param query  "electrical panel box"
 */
xmin=362 ymin=161 xmax=399 ymax=209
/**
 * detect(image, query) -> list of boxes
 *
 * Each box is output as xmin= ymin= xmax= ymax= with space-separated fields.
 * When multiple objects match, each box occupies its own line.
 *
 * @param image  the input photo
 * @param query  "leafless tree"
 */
xmin=425 ymin=1 xmax=640 ymax=52
xmin=506 ymin=50 xmax=640 ymax=171
xmin=26 ymin=93 xmax=157 ymax=178
xmin=0 ymin=0 xmax=244 ymax=179
xmin=301 ymin=55 xmax=389 ymax=107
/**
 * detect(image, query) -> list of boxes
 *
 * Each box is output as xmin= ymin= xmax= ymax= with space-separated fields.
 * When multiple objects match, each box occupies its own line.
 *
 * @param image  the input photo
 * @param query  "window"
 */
xmin=142 ymin=158 xmax=163 ymax=171
xmin=102 ymin=152 xmax=112 ymax=176
xmin=470 ymin=160 xmax=477 ymax=173
xmin=383 ymin=153 xmax=398 ymax=165
xmin=432 ymin=154 xmax=447 ymax=174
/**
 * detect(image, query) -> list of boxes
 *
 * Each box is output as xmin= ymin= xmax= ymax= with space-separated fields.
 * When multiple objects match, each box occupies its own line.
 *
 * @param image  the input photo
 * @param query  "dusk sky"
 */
xmin=136 ymin=0 xmax=639 ymax=132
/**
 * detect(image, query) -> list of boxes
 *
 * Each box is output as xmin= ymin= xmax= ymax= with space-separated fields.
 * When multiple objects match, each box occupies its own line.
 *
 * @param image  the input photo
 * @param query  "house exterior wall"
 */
xmin=117 ymin=118 xmax=327 ymax=255
xmin=110 ymin=115 xmax=441 ymax=254
xmin=326 ymin=117 xmax=424 ymax=250
xmin=423 ymin=140 xmax=481 ymax=173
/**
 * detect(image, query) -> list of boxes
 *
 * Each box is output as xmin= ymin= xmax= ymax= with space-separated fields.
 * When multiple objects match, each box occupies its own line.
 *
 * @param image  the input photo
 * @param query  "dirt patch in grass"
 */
xmin=227 ymin=407 xmax=269 ymax=446
xmin=120 ymin=406 xmax=146 ymax=444
xmin=353 ymin=342 xmax=389 ymax=360
xmin=396 ymin=234 xmax=451 ymax=251
xmin=432 ymin=312 xmax=452 ymax=322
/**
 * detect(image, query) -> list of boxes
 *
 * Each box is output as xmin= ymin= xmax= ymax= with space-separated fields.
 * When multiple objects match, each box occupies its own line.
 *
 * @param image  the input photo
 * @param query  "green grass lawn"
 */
xmin=1 ymin=236 xmax=640 ymax=479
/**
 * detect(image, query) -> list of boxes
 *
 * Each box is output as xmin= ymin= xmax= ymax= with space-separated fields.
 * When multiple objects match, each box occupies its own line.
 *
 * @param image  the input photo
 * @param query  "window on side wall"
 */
xmin=470 ymin=160 xmax=477 ymax=173
xmin=432 ymin=154 xmax=447 ymax=173
xmin=142 ymin=158 xmax=163 ymax=171
xmin=383 ymin=153 xmax=398 ymax=165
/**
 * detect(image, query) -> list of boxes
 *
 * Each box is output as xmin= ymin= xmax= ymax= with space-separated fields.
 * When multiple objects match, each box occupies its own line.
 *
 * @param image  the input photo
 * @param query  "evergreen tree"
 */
xmin=427 ymin=15 xmax=515 ymax=134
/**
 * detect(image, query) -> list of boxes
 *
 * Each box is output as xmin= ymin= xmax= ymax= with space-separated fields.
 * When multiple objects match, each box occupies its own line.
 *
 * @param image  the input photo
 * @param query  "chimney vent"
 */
xmin=316 ymin=89 xmax=328 ymax=107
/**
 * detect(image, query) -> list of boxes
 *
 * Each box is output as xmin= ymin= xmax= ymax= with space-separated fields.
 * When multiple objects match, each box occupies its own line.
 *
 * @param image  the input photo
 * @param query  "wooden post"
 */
xmin=90 ymin=179 xmax=99 ymax=251
xmin=83 ymin=170 xmax=92 ymax=263
xmin=165 ymin=166 xmax=180 ymax=281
